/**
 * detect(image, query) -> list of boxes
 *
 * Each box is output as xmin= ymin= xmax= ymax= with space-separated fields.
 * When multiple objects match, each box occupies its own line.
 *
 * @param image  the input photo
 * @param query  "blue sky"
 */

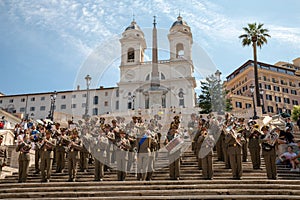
xmin=1 ymin=0 xmax=299 ymax=95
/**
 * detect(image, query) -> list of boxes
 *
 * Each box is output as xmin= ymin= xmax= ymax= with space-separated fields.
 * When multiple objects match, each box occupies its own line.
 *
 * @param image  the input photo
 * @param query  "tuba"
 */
xmin=265 ymin=130 xmax=279 ymax=146
xmin=224 ymin=125 xmax=244 ymax=146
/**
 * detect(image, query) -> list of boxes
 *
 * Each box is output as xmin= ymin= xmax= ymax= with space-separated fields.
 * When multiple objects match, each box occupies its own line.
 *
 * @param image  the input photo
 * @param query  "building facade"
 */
xmin=0 ymin=15 xmax=197 ymax=121
xmin=225 ymin=58 xmax=300 ymax=116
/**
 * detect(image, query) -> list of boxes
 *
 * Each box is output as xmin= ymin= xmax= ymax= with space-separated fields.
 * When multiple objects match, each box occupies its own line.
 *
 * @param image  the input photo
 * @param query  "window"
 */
xmin=146 ymin=74 xmax=150 ymax=81
xmin=263 ymin=76 xmax=267 ymax=81
xmin=82 ymin=103 xmax=86 ymax=108
xmin=116 ymin=89 xmax=119 ymax=97
xmin=82 ymin=94 xmax=87 ymax=97
xmin=71 ymin=104 xmax=76 ymax=109
xmin=292 ymin=100 xmax=299 ymax=105
xmin=20 ymin=107 xmax=25 ymax=112
xmin=21 ymin=98 xmax=25 ymax=102
xmin=245 ymin=103 xmax=252 ymax=108
xmin=127 ymin=48 xmax=134 ymax=62
xmin=161 ymin=73 xmax=166 ymax=80
xmin=40 ymin=106 xmax=46 ymax=111
xmin=235 ymin=102 xmax=242 ymax=108
xmin=92 ymin=108 xmax=98 ymax=115
xmin=104 ymin=101 xmax=108 ymax=107
xmin=61 ymin=95 xmax=66 ymax=99
xmin=273 ymin=86 xmax=280 ymax=91
xmin=291 ymin=90 xmax=297 ymax=95
xmin=284 ymin=98 xmax=290 ymax=104
xmin=72 ymin=94 xmax=76 ymax=98
xmin=127 ymin=102 xmax=132 ymax=109
xmin=176 ymin=43 xmax=184 ymax=58
xmin=9 ymin=99 xmax=13 ymax=103
xmin=179 ymin=99 xmax=184 ymax=106
xmin=41 ymin=97 xmax=45 ymax=101
xmin=267 ymin=106 xmax=274 ymax=113
xmin=93 ymin=96 xmax=99 ymax=105
xmin=264 ymin=84 xmax=271 ymax=90
xmin=31 ymin=97 xmax=35 ymax=101
xmin=105 ymin=92 xmax=108 ymax=96
xmin=0 ymin=100 xmax=2 ymax=104
xmin=116 ymin=101 xmax=119 ymax=110
xmin=30 ymin=107 xmax=35 ymax=111
xmin=266 ymin=94 xmax=273 ymax=101
xmin=282 ymin=88 xmax=289 ymax=93
xmin=275 ymin=96 xmax=281 ymax=103
xmin=61 ymin=104 xmax=67 ymax=109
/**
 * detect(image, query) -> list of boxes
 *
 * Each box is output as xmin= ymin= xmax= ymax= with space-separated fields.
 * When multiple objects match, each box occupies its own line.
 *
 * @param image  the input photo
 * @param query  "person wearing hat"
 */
xmin=103 ymin=124 xmax=114 ymax=172
xmin=260 ymin=126 xmax=277 ymax=179
xmin=0 ymin=135 xmax=8 ymax=178
xmin=136 ymin=129 xmax=151 ymax=181
xmin=67 ymin=129 xmax=82 ymax=182
xmin=17 ymin=132 xmax=32 ymax=183
xmin=115 ymin=129 xmax=131 ymax=181
xmin=164 ymin=126 xmax=181 ymax=180
xmin=94 ymin=129 xmax=109 ymax=181
xmin=55 ymin=128 xmax=67 ymax=173
xmin=225 ymin=125 xmax=245 ymax=180
xmin=40 ymin=130 xmax=56 ymax=182
xmin=248 ymin=124 xmax=263 ymax=170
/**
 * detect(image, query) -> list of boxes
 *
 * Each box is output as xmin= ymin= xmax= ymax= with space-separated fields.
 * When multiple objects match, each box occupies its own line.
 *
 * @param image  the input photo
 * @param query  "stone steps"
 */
xmin=1 ymin=132 xmax=300 ymax=199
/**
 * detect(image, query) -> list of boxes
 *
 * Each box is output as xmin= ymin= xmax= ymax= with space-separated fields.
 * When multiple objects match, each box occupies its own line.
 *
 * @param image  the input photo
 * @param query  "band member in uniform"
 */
xmin=16 ymin=133 xmax=32 ymax=183
xmin=136 ymin=129 xmax=151 ymax=181
xmin=225 ymin=126 xmax=244 ymax=180
xmin=194 ymin=119 xmax=206 ymax=170
xmin=115 ymin=129 xmax=131 ymax=181
xmin=248 ymin=123 xmax=262 ymax=169
xmin=67 ymin=129 xmax=82 ymax=182
xmin=215 ymin=116 xmax=224 ymax=162
xmin=94 ymin=129 xmax=109 ymax=181
xmin=164 ymin=125 xmax=181 ymax=180
xmin=198 ymin=126 xmax=215 ymax=180
xmin=0 ymin=135 xmax=8 ymax=178
xmin=237 ymin=118 xmax=248 ymax=162
xmin=146 ymin=129 xmax=159 ymax=181
xmin=40 ymin=130 xmax=56 ymax=182
xmin=261 ymin=126 xmax=278 ymax=179
xmin=55 ymin=128 xmax=67 ymax=173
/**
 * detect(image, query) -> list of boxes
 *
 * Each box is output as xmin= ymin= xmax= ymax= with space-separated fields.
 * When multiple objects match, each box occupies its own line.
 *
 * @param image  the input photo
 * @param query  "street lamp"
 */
xmin=83 ymin=75 xmax=92 ymax=119
xmin=48 ymin=91 xmax=57 ymax=121
xmin=249 ymin=84 xmax=258 ymax=119
xmin=259 ymin=88 xmax=266 ymax=114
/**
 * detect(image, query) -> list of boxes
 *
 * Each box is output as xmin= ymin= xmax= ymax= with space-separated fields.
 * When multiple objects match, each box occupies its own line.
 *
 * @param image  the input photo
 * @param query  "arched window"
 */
xmin=127 ymin=48 xmax=134 ymax=62
xmin=178 ymin=88 xmax=185 ymax=107
xmin=161 ymin=73 xmax=165 ymax=80
xmin=176 ymin=43 xmax=184 ymax=58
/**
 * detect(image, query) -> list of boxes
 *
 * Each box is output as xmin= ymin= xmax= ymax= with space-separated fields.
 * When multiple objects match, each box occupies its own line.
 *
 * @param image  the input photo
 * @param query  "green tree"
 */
xmin=239 ymin=23 xmax=270 ymax=107
xmin=198 ymin=80 xmax=212 ymax=114
xmin=292 ymin=105 xmax=300 ymax=121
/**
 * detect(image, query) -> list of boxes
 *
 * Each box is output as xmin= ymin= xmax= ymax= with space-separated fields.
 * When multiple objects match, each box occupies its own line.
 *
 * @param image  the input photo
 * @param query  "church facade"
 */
xmin=118 ymin=15 xmax=197 ymax=112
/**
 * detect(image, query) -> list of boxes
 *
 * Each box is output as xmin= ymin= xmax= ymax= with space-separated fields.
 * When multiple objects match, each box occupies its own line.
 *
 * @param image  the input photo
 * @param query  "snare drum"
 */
xmin=165 ymin=136 xmax=184 ymax=154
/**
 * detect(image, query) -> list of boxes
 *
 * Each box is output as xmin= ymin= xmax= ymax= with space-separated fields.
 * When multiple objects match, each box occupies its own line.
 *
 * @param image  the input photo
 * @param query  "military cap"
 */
xmin=0 ymin=135 xmax=3 ymax=139
xmin=261 ymin=125 xmax=269 ymax=131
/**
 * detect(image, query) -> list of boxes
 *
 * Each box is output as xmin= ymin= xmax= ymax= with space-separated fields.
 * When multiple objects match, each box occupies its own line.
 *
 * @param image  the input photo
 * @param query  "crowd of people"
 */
xmin=4 ymin=113 xmax=300 ymax=183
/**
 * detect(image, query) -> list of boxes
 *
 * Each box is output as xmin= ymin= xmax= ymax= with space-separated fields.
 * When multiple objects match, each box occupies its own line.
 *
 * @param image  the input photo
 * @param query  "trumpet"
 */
xmin=17 ymin=141 xmax=32 ymax=152
xmin=224 ymin=125 xmax=244 ymax=146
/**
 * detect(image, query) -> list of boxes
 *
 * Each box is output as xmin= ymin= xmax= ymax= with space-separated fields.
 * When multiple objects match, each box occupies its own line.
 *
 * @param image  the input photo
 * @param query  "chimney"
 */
xmin=77 ymin=85 xmax=80 ymax=90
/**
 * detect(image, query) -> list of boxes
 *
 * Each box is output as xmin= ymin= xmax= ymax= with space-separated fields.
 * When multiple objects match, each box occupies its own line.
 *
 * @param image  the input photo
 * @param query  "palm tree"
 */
xmin=239 ymin=23 xmax=270 ymax=109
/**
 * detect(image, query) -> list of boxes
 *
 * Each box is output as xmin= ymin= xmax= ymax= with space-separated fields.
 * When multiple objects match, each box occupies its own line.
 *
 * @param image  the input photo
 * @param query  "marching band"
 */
xmin=13 ymin=112 xmax=296 ymax=182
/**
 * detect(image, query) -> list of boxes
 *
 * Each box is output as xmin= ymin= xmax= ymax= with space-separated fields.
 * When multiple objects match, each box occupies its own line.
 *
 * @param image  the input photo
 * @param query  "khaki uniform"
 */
xmin=194 ymin=130 xmax=202 ymax=169
xmin=115 ymin=137 xmax=130 ymax=181
xmin=55 ymin=136 xmax=66 ymax=173
xmin=40 ymin=138 xmax=56 ymax=181
xmin=17 ymin=141 xmax=31 ymax=183
xmin=79 ymin=146 xmax=89 ymax=172
xmin=198 ymin=134 xmax=214 ymax=180
xmin=166 ymin=133 xmax=180 ymax=180
xmin=225 ymin=134 xmax=242 ymax=179
xmin=67 ymin=137 xmax=82 ymax=181
xmin=147 ymin=133 xmax=158 ymax=180
xmin=0 ymin=145 xmax=8 ymax=177
xmin=94 ymin=135 xmax=108 ymax=181
xmin=248 ymin=131 xmax=261 ymax=169
xmin=136 ymin=135 xmax=151 ymax=180
xmin=262 ymin=143 xmax=277 ymax=179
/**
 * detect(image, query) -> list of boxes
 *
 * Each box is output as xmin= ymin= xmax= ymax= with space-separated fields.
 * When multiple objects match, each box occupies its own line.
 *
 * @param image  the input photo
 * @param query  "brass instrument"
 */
xmin=264 ymin=130 xmax=279 ymax=146
xmin=41 ymin=138 xmax=56 ymax=150
xmin=224 ymin=125 xmax=244 ymax=146
xmin=16 ymin=141 xmax=32 ymax=152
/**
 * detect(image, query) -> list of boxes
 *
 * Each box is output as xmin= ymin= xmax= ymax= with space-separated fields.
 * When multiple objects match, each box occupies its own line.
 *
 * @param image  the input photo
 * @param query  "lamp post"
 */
xmin=259 ymin=88 xmax=266 ymax=114
xmin=83 ymin=75 xmax=92 ymax=119
xmin=250 ymin=84 xmax=258 ymax=119
xmin=48 ymin=91 xmax=57 ymax=121
xmin=215 ymin=70 xmax=223 ymax=114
